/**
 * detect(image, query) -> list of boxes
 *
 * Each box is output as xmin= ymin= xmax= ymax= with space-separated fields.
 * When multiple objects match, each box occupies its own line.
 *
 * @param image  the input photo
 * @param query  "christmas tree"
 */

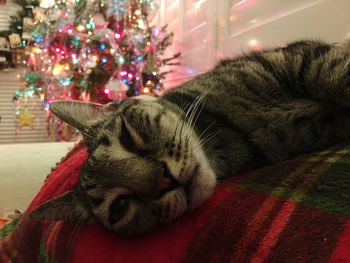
xmin=0 ymin=0 xmax=39 ymax=68
xmin=13 ymin=0 xmax=180 ymax=140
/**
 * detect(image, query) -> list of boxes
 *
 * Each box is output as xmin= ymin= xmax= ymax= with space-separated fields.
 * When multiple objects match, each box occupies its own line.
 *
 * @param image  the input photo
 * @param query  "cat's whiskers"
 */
xmin=170 ymin=94 xmax=203 ymax=154
xmin=172 ymin=100 xmax=193 ymax=140
xmin=80 ymin=129 xmax=94 ymax=139
xmin=176 ymin=98 xmax=199 ymax=146
xmin=159 ymin=188 xmax=187 ymax=223
xmin=197 ymin=131 xmax=218 ymax=150
xmin=162 ymin=93 xmax=210 ymax=186
xmin=187 ymin=90 xmax=210 ymax=130
xmin=168 ymin=99 xmax=192 ymax=147
xmin=181 ymin=91 xmax=209 ymax=154
xmin=177 ymin=94 xmax=202 ymax=143
xmin=186 ymin=92 xmax=207 ymax=129
xmin=194 ymin=121 xmax=217 ymax=149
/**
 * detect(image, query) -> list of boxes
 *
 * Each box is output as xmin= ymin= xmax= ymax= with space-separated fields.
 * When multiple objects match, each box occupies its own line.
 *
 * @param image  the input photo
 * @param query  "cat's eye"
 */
xmin=138 ymin=149 xmax=153 ymax=158
xmin=109 ymin=195 xmax=130 ymax=224
xmin=98 ymin=136 xmax=111 ymax=146
xmin=120 ymin=119 xmax=153 ymax=157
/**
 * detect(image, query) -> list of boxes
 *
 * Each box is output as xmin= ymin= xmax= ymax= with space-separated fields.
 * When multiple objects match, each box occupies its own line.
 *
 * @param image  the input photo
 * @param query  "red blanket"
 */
xmin=1 ymin=142 xmax=350 ymax=263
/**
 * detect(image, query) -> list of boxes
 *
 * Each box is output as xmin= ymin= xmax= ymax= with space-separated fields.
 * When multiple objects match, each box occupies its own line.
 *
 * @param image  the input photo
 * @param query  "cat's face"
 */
xmin=31 ymin=96 xmax=216 ymax=235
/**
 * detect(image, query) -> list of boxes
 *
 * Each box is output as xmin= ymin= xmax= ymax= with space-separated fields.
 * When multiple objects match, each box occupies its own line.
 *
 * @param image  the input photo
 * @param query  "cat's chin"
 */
xmin=185 ymin=164 xmax=217 ymax=210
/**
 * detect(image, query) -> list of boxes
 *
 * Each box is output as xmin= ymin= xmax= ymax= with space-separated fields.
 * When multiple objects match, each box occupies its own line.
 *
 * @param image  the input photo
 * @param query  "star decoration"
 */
xmin=17 ymin=107 xmax=38 ymax=129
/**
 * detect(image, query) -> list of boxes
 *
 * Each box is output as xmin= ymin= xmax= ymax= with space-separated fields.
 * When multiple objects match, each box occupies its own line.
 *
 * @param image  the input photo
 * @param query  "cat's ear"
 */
xmin=50 ymin=100 xmax=118 ymax=134
xmin=30 ymin=190 xmax=91 ymax=222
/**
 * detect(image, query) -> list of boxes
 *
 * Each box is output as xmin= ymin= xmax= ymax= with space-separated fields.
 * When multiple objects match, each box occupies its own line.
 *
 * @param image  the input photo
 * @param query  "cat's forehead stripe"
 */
xmin=92 ymin=143 xmax=135 ymax=160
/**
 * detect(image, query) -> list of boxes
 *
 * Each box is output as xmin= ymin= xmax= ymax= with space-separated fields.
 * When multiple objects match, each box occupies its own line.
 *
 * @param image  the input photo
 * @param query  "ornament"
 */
xmin=106 ymin=0 xmax=128 ymax=20
xmin=22 ymin=32 xmax=34 ymax=41
xmin=74 ymin=0 xmax=94 ymax=25
xmin=39 ymin=0 xmax=54 ymax=8
xmin=93 ymin=13 xmax=109 ymax=30
xmin=85 ymin=20 xmax=95 ymax=30
xmin=17 ymin=107 xmax=38 ymax=129
xmin=24 ymin=72 xmax=37 ymax=82
xmin=23 ymin=17 xmax=34 ymax=32
xmin=145 ymin=79 xmax=155 ymax=89
xmin=52 ymin=63 xmax=66 ymax=76
xmin=8 ymin=34 xmax=22 ymax=49
xmin=106 ymin=77 xmax=128 ymax=93
xmin=47 ymin=7 xmax=60 ymax=22
xmin=0 ymin=38 xmax=10 ymax=51
xmin=33 ymin=8 xmax=47 ymax=23
xmin=87 ymin=58 xmax=97 ymax=68
xmin=143 ymin=54 xmax=158 ymax=72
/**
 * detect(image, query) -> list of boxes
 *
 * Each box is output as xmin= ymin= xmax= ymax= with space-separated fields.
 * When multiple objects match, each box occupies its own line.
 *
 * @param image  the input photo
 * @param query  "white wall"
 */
xmin=0 ymin=142 xmax=75 ymax=215
xmin=160 ymin=0 xmax=350 ymax=87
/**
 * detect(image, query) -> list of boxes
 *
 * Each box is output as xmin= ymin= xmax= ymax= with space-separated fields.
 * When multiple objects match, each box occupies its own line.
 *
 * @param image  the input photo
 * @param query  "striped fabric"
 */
xmin=0 ymin=141 xmax=349 ymax=263
xmin=0 ymin=218 xmax=10 ymax=231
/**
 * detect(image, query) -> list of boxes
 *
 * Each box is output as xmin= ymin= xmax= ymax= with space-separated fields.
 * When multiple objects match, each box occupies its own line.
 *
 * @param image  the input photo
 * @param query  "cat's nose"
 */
xmin=155 ymin=162 xmax=179 ymax=198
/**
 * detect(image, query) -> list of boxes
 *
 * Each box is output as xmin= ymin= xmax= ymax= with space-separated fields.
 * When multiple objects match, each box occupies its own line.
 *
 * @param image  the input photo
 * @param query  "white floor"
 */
xmin=0 ymin=142 xmax=76 ymax=216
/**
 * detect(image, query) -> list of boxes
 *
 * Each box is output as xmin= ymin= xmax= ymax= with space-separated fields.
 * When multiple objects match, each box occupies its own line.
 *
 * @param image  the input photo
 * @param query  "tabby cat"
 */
xmin=31 ymin=40 xmax=350 ymax=235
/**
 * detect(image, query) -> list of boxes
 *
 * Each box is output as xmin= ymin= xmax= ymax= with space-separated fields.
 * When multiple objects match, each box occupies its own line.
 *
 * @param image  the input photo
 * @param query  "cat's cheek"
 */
xmin=187 ymin=167 xmax=216 ymax=210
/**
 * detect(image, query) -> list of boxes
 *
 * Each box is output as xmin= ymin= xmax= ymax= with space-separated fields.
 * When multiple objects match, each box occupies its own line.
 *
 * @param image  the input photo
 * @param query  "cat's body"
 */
xmin=32 ymin=40 xmax=350 ymax=235
xmin=163 ymin=40 xmax=350 ymax=178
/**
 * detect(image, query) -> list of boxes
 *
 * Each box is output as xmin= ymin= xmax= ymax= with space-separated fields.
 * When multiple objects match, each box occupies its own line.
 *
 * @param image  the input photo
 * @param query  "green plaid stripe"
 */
xmin=240 ymin=144 xmax=350 ymax=216
xmin=0 ymin=220 xmax=17 ymax=241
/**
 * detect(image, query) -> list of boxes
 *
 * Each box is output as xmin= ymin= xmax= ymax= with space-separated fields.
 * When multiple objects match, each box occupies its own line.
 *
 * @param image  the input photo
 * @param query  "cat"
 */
xmin=31 ymin=40 xmax=350 ymax=235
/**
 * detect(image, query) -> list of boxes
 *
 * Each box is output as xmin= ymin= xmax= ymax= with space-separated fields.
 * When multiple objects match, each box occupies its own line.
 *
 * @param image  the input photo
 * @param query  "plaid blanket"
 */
xmin=0 ymin=142 xmax=349 ymax=263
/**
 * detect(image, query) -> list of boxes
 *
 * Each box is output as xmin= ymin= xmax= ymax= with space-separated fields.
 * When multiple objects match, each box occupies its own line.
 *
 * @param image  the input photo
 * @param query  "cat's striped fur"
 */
xmin=32 ymin=40 xmax=350 ymax=235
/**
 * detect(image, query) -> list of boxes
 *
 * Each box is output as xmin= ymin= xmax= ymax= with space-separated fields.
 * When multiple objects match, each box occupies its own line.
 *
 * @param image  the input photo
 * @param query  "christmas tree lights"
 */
xmin=12 ymin=0 xmax=180 ymax=140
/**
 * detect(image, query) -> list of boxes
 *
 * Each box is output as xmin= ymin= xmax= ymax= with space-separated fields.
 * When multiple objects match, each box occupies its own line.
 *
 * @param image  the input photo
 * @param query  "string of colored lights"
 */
xmin=13 ymin=0 xmax=180 ymax=140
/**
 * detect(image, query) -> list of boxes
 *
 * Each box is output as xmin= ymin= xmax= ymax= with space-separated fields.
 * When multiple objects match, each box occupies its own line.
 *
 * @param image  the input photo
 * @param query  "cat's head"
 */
xmin=30 ymin=96 xmax=216 ymax=235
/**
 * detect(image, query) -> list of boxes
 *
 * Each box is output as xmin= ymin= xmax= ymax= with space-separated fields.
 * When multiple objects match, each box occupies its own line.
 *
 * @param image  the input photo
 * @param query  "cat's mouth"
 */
xmin=156 ymin=163 xmax=215 ymax=223
xmin=156 ymin=164 xmax=200 ymax=223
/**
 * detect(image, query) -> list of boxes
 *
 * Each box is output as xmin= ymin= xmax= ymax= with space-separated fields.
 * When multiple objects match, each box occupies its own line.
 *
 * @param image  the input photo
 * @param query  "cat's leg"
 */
xmin=305 ymin=48 xmax=350 ymax=105
xmin=285 ymin=43 xmax=350 ymax=106
xmin=250 ymin=100 xmax=350 ymax=163
xmin=246 ymin=41 xmax=350 ymax=106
